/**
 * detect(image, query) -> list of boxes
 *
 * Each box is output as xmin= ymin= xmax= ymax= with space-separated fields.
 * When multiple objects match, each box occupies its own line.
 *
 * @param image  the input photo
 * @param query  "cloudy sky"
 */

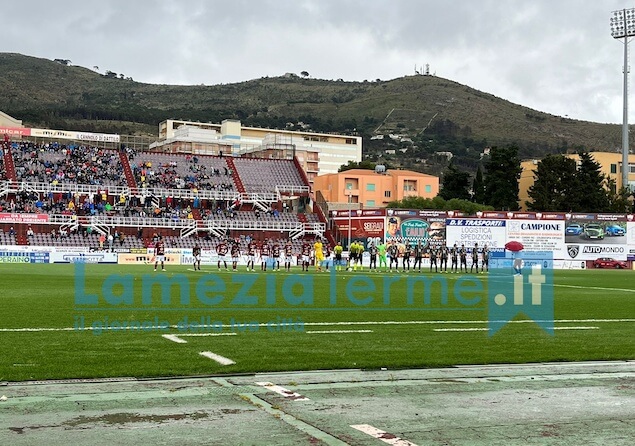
xmin=5 ymin=0 xmax=634 ymax=124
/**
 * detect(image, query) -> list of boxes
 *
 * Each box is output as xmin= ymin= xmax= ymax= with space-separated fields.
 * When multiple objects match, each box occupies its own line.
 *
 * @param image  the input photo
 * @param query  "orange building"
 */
xmin=314 ymin=168 xmax=439 ymax=208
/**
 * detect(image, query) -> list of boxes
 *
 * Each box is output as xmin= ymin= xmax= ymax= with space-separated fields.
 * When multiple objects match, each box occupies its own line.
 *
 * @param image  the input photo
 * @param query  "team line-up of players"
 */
xmin=151 ymin=236 xmax=491 ymax=274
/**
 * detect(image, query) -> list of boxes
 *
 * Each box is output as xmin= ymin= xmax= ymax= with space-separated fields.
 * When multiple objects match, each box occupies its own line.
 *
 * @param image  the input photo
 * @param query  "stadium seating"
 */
xmin=1 ymin=141 xmax=328 ymax=248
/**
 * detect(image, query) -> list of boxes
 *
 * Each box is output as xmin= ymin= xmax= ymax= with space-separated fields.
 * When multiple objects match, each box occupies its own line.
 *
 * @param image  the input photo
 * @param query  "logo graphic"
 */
xmin=488 ymin=251 xmax=554 ymax=336
xmin=567 ymin=245 xmax=579 ymax=259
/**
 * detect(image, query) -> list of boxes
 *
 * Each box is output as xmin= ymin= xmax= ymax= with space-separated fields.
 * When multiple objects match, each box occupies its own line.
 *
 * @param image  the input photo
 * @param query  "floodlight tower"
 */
xmin=610 ymin=8 xmax=635 ymax=192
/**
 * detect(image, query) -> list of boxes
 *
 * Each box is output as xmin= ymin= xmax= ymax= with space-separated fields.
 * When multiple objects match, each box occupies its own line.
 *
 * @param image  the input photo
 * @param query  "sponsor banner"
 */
xmin=50 ymin=252 xmax=118 ymax=263
xmin=445 ymin=219 xmax=506 ymax=249
xmin=506 ymin=220 xmax=566 ymax=257
xmin=540 ymin=213 xmax=567 ymax=220
xmin=0 ymin=252 xmax=49 ymax=263
xmin=48 ymin=246 xmax=91 ymax=253
xmin=0 ymin=126 xmax=31 ymax=137
xmin=28 ymin=127 xmax=120 ymax=143
xmin=553 ymin=260 xmax=587 ymax=270
xmin=118 ymin=253 xmax=182 ymax=265
xmin=478 ymin=212 xmax=508 ymax=219
xmin=565 ymin=244 xmax=627 ymax=261
xmin=385 ymin=215 xmax=445 ymax=249
xmin=0 ymin=245 xmax=52 ymax=252
xmin=564 ymin=220 xmax=628 ymax=254
xmin=331 ymin=209 xmax=385 ymax=217
xmin=30 ymin=128 xmax=76 ymax=139
xmin=0 ymin=213 xmax=49 ymax=223
xmin=387 ymin=209 xmax=447 ymax=218
xmin=75 ymin=131 xmax=120 ymax=143
xmin=509 ymin=212 xmax=538 ymax=219
xmin=595 ymin=214 xmax=628 ymax=221
xmin=333 ymin=216 xmax=385 ymax=248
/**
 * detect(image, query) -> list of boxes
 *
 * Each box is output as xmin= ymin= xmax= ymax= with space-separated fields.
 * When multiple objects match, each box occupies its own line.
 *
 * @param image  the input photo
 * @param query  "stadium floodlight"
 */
xmin=610 ymin=8 xmax=635 ymax=193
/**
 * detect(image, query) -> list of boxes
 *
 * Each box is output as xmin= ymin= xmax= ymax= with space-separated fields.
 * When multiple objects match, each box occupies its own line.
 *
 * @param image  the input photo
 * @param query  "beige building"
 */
xmin=520 ymin=151 xmax=635 ymax=210
xmin=153 ymin=119 xmax=362 ymax=183
xmin=314 ymin=168 xmax=439 ymax=208
xmin=0 ymin=110 xmax=23 ymax=128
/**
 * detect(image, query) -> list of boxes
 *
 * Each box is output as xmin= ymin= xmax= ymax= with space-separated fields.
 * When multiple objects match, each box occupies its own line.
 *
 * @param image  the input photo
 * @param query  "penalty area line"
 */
xmin=199 ymin=351 xmax=235 ymax=365
xmin=434 ymin=326 xmax=600 ymax=332
xmin=162 ymin=332 xmax=237 ymax=343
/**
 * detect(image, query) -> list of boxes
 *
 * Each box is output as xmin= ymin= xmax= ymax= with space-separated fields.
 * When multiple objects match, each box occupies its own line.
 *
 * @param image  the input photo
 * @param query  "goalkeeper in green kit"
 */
xmin=378 ymin=242 xmax=387 ymax=271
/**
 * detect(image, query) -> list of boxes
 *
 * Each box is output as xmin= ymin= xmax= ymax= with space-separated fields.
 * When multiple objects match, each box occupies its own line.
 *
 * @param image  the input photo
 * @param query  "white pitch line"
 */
xmin=180 ymin=332 xmax=237 ymax=337
xmin=554 ymin=284 xmax=635 ymax=293
xmin=434 ymin=326 xmax=600 ymax=332
xmin=199 ymin=351 xmax=235 ymax=365
xmin=351 ymin=424 xmax=418 ymax=446
xmin=434 ymin=328 xmax=489 ymax=332
xmin=553 ymin=326 xmax=599 ymax=330
xmin=161 ymin=332 xmax=238 ymax=343
xmin=255 ymin=382 xmax=309 ymax=401
xmin=162 ymin=334 xmax=188 ymax=343
xmin=306 ymin=330 xmax=373 ymax=334
xmin=1 ymin=319 xmax=634 ymax=333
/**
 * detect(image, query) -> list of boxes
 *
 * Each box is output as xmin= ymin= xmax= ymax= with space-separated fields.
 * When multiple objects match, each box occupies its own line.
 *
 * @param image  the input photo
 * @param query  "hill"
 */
xmin=0 ymin=53 xmax=627 ymax=175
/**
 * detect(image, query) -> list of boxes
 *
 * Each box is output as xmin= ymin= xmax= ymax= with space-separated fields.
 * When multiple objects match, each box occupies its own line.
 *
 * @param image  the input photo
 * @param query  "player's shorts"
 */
xmin=335 ymin=254 xmax=342 ymax=262
xmin=302 ymin=255 xmax=310 ymax=263
xmin=232 ymin=256 xmax=239 ymax=262
xmin=247 ymin=255 xmax=255 ymax=262
xmin=315 ymin=253 xmax=325 ymax=262
xmin=194 ymin=254 xmax=201 ymax=261
xmin=261 ymin=255 xmax=269 ymax=262
xmin=217 ymin=254 xmax=227 ymax=261
xmin=155 ymin=255 xmax=165 ymax=262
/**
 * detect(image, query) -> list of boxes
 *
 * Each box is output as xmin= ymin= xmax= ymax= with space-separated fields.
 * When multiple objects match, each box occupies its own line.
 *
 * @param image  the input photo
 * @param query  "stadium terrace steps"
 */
xmin=224 ymin=157 xmax=245 ymax=193
xmin=2 ymin=142 xmax=17 ymax=181
xmin=118 ymin=150 xmax=138 ymax=193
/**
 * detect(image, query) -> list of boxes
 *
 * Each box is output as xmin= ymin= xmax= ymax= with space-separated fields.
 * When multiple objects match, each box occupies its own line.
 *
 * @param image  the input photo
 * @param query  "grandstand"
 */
xmin=0 ymin=136 xmax=331 ymax=251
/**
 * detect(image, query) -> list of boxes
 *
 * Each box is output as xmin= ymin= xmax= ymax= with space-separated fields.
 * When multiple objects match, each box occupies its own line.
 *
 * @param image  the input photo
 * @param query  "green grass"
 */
xmin=1 ymin=264 xmax=634 ymax=382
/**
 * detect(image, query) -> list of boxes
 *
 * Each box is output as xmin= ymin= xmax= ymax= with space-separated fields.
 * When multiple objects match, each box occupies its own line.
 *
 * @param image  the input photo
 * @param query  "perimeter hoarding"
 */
xmin=385 ymin=209 xmax=447 ymax=249
xmin=506 ymin=219 xmax=566 ymax=258
xmin=331 ymin=209 xmax=386 ymax=248
xmin=445 ymin=219 xmax=506 ymax=250
xmin=564 ymin=213 xmax=629 ymax=260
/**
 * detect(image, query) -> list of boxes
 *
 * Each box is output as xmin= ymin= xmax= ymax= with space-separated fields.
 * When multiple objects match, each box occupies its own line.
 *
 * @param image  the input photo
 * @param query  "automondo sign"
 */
xmin=445 ymin=219 xmax=506 ymax=249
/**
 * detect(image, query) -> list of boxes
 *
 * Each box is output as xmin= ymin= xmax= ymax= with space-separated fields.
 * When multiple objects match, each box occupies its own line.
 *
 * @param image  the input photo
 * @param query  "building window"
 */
xmin=366 ymin=183 xmax=376 ymax=191
xmin=366 ymin=200 xmax=375 ymax=206
xmin=403 ymin=180 xmax=417 ymax=192
xmin=611 ymin=164 xmax=617 ymax=174
xmin=425 ymin=185 xmax=432 ymax=193
xmin=346 ymin=182 xmax=353 ymax=190
xmin=384 ymin=190 xmax=391 ymax=198
xmin=629 ymin=164 xmax=635 ymax=174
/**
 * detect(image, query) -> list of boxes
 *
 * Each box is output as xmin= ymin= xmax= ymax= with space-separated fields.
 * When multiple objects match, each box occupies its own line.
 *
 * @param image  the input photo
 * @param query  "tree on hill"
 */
xmin=575 ymin=152 xmax=610 ymax=212
xmin=483 ymin=146 xmax=521 ymax=210
xmin=439 ymin=162 xmax=471 ymax=200
xmin=471 ymin=165 xmax=485 ymax=204
xmin=526 ymin=155 xmax=578 ymax=211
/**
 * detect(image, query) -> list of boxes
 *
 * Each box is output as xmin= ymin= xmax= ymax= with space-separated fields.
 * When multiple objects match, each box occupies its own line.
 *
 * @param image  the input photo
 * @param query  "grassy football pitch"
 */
xmin=1 ymin=264 xmax=634 ymax=382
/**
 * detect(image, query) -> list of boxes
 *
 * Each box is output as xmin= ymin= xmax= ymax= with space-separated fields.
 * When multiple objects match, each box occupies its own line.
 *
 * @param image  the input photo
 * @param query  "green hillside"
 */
xmin=0 ymin=53 xmax=626 ymax=175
